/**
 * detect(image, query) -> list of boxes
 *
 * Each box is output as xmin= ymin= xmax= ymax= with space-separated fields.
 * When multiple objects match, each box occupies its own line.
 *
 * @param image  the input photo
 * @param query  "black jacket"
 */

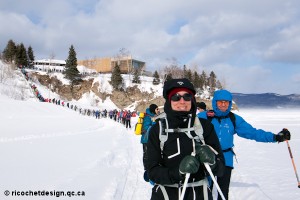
xmin=147 ymin=117 xmax=225 ymax=185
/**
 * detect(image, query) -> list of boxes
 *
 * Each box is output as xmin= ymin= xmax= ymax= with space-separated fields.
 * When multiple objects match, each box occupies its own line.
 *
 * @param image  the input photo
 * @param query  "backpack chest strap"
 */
xmin=159 ymin=116 xmax=205 ymax=152
xmin=165 ymin=127 xmax=194 ymax=133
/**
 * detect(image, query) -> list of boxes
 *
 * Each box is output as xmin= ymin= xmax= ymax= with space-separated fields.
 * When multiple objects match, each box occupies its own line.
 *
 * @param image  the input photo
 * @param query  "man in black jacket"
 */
xmin=147 ymin=78 xmax=225 ymax=200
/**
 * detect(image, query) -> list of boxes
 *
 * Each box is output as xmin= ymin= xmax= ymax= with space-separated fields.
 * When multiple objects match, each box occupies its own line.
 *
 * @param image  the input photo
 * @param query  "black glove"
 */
xmin=179 ymin=155 xmax=200 ymax=174
xmin=275 ymin=128 xmax=291 ymax=142
xmin=195 ymin=144 xmax=216 ymax=165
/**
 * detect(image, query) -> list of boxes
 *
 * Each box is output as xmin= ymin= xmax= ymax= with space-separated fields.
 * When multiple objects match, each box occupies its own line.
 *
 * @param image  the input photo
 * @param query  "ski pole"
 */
xmin=179 ymin=173 xmax=190 ymax=200
xmin=204 ymin=163 xmax=226 ymax=200
xmin=285 ymin=140 xmax=300 ymax=188
xmin=179 ymin=151 xmax=196 ymax=200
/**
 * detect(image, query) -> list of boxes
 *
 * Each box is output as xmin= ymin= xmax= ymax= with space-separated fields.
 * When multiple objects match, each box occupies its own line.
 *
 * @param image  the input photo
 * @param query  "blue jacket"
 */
xmin=141 ymin=108 xmax=156 ymax=144
xmin=197 ymin=111 xmax=207 ymax=119
xmin=198 ymin=90 xmax=276 ymax=168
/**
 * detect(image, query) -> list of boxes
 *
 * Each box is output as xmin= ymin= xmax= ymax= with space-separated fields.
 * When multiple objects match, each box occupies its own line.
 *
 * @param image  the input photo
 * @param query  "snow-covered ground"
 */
xmin=0 ymin=95 xmax=152 ymax=200
xmin=1 ymin=96 xmax=300 ymax=200
xmin=1 ymin=62 xmax=300 ymax=199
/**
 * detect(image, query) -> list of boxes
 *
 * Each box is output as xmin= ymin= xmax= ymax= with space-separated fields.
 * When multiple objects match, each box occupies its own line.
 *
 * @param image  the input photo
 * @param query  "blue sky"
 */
xmin=1 ymin=0 xmax=300 ymax=95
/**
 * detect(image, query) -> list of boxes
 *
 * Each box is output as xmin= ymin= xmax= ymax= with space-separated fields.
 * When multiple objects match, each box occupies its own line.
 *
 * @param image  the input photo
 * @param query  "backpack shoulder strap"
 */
xmin=207 ymin=110 xmax=236 ymax=130
xmin=158 ymin=117 xmax=168 ymax=152
xmin=206 ymin=110 xmax=215 ymax=123
xmin=193 ymin=117 xmax=205 ymax=144
xmin=158 ymin=114 xmax=206 ymax=151
xmin=228 ymin=111 xmax=236 ymax=129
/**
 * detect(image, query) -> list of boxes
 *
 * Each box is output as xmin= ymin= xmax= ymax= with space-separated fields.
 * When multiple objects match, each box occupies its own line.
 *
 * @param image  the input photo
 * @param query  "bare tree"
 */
xmin=114 ymin=47 xmax=132 ymax=73
xmin=162 ymin=57 xmax=184 ymax=80
xmin=50 ymin=53 xmax=55 ymax=60
xmin=0 ymin=63 xmax=14 ymax=83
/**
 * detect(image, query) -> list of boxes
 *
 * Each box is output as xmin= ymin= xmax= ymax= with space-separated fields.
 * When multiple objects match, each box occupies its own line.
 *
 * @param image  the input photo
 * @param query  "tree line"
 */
xmin=1 ymin=39 xmax=81 ymax=87
xmin=2 ymin=39 xmax=35 ymax=68
xmin=111 ymin=59 xmax=223 ymax=96
xmin=2 ymin=39 xmax=223 ymax=96
xmin=162 ymin=64 xmax=223 ymax=95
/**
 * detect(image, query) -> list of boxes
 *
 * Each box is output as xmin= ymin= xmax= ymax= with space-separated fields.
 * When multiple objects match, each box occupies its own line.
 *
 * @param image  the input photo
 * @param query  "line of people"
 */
xmin=20 ymin=66 xmax=46 ymax=102
xmin=19 ymin=66 xmax=138 ymax=125
xmin=29 ymin=83 xmax=45 ymax=102
xmin=108 ymin=109 xmax=137 ymax=129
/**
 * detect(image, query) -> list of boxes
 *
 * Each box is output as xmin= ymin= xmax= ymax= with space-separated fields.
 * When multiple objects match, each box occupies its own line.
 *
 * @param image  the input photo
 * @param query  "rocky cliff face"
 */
xmin=30 ymin=72 xmax=239 ymax=112
xmin=31 ymin=72 xmax=96 ymax=101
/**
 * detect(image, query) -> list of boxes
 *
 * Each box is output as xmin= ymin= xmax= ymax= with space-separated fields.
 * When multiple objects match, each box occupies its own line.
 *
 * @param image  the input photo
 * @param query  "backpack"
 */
xmin=206 ymin=110 xmax=237 ymax=155
xmin=143 ymin=113 xmax=206 ymax=184
xmin=134 ymin=112 xmax=145 ymax=135
xmin=126 ymin=112 xmax=131 ymax=120
xmin=156 ymin=113 xmax=205 ymax=151
xmin=206 ymin=110 xmax=236 ymax=129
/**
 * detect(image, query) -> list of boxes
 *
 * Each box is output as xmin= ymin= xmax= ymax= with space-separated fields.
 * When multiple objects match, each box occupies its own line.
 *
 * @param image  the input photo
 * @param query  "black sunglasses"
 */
xmin=170 ymin=93 xmax=193 ymax=101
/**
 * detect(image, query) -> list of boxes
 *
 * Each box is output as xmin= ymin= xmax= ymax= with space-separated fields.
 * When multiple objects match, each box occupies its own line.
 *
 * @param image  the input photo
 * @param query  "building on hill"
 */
xmin=33 ymin=59 xmax=66 ymax=72
xmin=78 ymin=56 xmax=146 ymax=74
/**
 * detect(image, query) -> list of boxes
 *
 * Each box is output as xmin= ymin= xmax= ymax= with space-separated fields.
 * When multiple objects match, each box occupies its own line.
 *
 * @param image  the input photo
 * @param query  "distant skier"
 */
xmin=125 ymin=110 xmax=132 ymax=129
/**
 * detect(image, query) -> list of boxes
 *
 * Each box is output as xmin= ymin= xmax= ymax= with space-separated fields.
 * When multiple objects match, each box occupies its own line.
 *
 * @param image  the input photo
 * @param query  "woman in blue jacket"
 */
xmin=198 ymin=89 xmax=291 ymax=200
xmin=141 ymin=104 xmax=160 ymax=181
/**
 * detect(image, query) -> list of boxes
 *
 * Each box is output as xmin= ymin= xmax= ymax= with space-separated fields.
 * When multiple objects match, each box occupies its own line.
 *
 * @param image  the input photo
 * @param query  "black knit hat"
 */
xmin=162 ymin=78 xmax=197 ymax=128
xmin=163 ymin=78 xmax=196 ymax=99
xmin=196 ymin=102 xmax=206 ymax=110
xmin=149 ymin=104 xmax=158 ymax=114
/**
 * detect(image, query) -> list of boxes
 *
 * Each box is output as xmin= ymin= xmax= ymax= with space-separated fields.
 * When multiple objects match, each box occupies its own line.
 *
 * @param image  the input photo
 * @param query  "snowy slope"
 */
xmin=0 ymin=95 xmax=152 ymax=200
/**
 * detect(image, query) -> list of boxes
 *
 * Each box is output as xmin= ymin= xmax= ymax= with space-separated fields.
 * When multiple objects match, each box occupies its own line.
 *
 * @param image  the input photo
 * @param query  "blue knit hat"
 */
xmin=212 ymin=89 xmax=232 ymax=117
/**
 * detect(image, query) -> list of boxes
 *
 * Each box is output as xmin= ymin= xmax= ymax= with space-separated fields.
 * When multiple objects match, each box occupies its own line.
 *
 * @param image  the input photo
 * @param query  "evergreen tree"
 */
xmin=152 ymin=70 xmax=160 ymax=85
xmin=64 ymin=45 xmax=81 ymax=84
xmin=183 ymin=65 xmax=188 ymax=78
xmin=216 ymin=80 xmax=223 ymax=90
xmin=2 ymin=39 xmax=17 ymax=63
xmin=27 ymin=46 xmax=35 ymax=68
xmin=199 ymin=70 xmax=207 ymax=89
xmin=110 ymin=63 xmax=123 ymax=90
xmin=208 ymin=71 xmax=217 ymax=93
xmin=132 ymin=68 xmax=141 ymax=84
xmin=15 ymin=43 xmax=28 ymax=67
xmin=193 ymin=71 xmax=201 ymax=89
xmin=186 ymin=69 xmax=192 ymax=82
xmin=165 ymin=73 xmax=173 ymax=82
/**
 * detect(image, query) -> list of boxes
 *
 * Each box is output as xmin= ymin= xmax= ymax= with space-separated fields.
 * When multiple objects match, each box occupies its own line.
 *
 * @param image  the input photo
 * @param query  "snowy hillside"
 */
xmin=1 ymin=61 xmax=300 ymax=200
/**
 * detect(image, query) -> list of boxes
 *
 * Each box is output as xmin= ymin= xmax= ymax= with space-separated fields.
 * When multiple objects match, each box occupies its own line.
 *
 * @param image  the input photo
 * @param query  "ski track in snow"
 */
xmin=100 ymin=126 xmax=152 ymax=200
xmin=0 ymin=128 xmax=100 ymax=143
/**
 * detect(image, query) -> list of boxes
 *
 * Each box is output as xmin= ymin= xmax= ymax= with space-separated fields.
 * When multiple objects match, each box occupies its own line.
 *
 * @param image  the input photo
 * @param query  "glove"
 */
xmin=179 ymin=155 xmax=200 ymax=174
xmin=275 ymin=128 xmax=291 ymax=142
xmin=195 ymin=144 xmax=216 ymax=165
xmin=143 ymin=171 xmax=149 ymax=182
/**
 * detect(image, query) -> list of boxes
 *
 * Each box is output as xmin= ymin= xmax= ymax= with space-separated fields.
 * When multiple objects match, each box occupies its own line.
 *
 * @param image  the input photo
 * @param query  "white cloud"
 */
xmin=1 ymin=0 xmax=300 ymax=94
xmin=292 ymin=73 xmax=300 ymax=83
xmin=263 ymin=25 xmax=300 ymax=63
